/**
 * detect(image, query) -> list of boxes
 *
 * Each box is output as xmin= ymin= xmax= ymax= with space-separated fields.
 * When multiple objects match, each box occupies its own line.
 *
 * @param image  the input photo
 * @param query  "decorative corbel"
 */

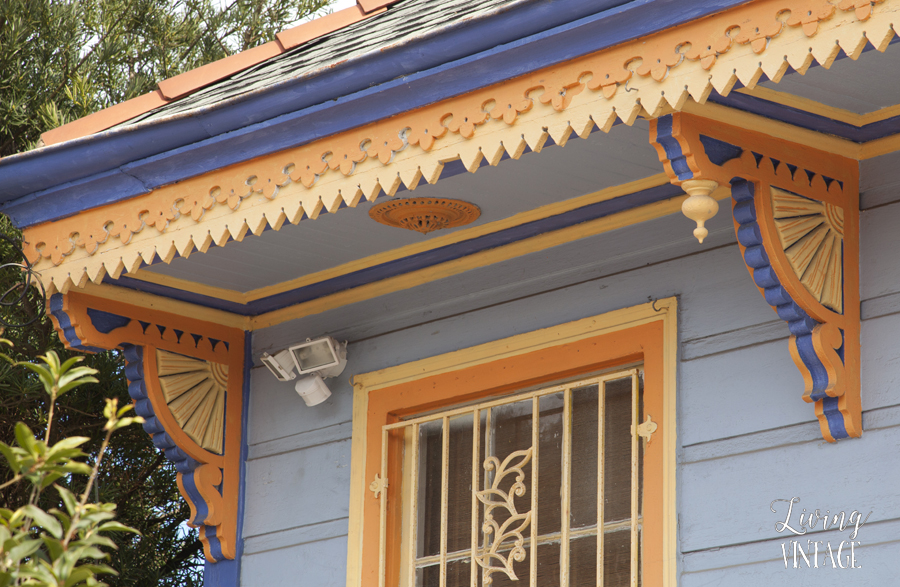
xmin=649 ymin=112 xmax=860 ymax=442
xmin=48 ymin=290 xmax=245 ymax=561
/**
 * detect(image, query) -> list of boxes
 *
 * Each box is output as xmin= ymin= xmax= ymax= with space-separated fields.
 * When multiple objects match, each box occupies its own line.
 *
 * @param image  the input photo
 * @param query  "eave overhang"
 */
xmin=12 ymin=0 xmax=899 ymax=304
xmin=0 ymin=0 xmax=758 ymax=220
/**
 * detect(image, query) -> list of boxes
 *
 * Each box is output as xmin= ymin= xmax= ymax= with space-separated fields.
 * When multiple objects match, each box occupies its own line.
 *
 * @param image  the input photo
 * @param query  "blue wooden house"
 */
xmin=1 ymin=0 xmax=898 ymax=584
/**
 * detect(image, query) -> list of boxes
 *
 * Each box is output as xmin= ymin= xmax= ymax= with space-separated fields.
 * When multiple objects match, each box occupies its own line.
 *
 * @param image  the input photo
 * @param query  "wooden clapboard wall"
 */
xmin=238 ymin=150 xmax=900 ymax=586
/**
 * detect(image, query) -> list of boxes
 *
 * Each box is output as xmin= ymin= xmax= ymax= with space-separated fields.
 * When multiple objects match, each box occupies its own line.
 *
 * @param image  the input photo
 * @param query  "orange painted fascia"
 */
xmin=360 ymin=321 xmax=666 ymax=587
xmin=41 ymin=90 xmax=170 ymax=147
xmin=276 ymin=4 xmax=386 ymax=50
xmin=158 ymin=40 xmax=286 ymax=100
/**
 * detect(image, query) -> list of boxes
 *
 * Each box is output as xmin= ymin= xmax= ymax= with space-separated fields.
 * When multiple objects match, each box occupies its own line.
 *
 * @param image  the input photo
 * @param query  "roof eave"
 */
xmin=0 ymin=0 xmax=753 ymax=226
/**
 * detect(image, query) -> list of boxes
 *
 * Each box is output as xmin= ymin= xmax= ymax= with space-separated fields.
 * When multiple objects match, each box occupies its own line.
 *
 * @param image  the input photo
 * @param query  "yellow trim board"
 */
xmin=736 ymin=85 xmax=900 ymax=127
xmin=131 ymin=173 xmax=672 ymax=303
xmin=78 ymin=281 xmax=249 ymax=330
xmin=346 ymin=297 xmax=678 ymax=587
xmin=249 ymin=195 xmax=688 ymax=329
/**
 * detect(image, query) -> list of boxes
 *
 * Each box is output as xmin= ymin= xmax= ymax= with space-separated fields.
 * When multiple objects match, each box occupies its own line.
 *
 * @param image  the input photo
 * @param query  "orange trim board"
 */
xmin=356 ymin=320 xmax=670 ymax=587
xmin=51 ymin=290 xmax=246 ymax=562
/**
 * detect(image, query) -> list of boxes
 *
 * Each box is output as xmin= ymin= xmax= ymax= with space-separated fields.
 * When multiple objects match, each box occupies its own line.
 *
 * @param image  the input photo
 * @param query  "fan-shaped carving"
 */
xmin=156 ymin=349 xmax=228 ymax=454
xmin=771 ymin=188 xmax=844 ymax=314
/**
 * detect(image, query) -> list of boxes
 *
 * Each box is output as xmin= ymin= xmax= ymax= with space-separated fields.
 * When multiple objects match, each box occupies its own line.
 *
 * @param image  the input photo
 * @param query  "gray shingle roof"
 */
xmin=118 ymin=0 xmax=523 ymax=127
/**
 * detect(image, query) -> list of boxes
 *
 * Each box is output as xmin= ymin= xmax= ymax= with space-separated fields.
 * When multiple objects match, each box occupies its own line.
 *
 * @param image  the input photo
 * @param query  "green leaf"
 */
xmin=8 ymin=538 xmax=42 ymax=562
xmin=97 ymin=521 xmax=139 ymax=535
xmin=47 ymin=436 xmax=90 ymax=452
xmin=18 ymin=362 xmax=54 ymax=393
xmin=40 ymin=472 xmax=64 ymax=489
xmin=22 ymin=505 xmax=62 ymax=539
xmin=0 ymin=442 xmax=20 ymax=471
xmin=56 ymin=486 xmax=78 ymax=516
xmin=58 ymin=462 xmax=92 ymax=476
xmin=13 ymin=422 xmax=37 ymax=454
xmin=41 ymin=535 xmax=64 ymax=561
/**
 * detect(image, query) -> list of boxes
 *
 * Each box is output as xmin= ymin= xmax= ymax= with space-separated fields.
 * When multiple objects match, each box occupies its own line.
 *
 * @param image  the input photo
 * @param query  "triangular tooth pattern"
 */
xmin=74 ymin=270 xmax=90 ymax=289
xmin=173 ymin=233 xmax=195 ymax=258
xmin=282 ymin=198 xmax=305 ymax=225
xmin=811 ymin=39 xmax=842 ymax=69
xmin=590 ymin=106 xmax=618 ymax=133
xmin=709 ymin=67 xmax=739 ymax=96
xmin=300 ymin=194 xmax=324 ymax=219
xmin=264 ymin=210 xmax=287 ymax=231
xmin=46 ymin=278 xmax=61 ymax=296
xmin=522 ymin=126 xmax=549 ymax=153
xmin=212 ymin=226 xmax=231 ymax=247
xmin=122 ymin=250 xmax=143 ymax=273
xmin=503 ymin=135 xmax=528 ymax=159
xmin=661 ymin=84 xmax=690 ymax=111
xmin=480 ymin=137 xmax=506 ymax=166
xmin=837 ymin=29 xmax=868 ymax=59
xmin=104 ymin=258 xmax=126 ymax=280
xmin=457 ymin=143 xmax=484 ymax=172
xmin=785 ymin=46 xmax=815 ymax=75
xmin=398 ymin=165 xmax=424 ymax=190
xmin=194 ymin=232 xmax=214 ymax=253
xmin=734 ymin=60 xmax=765 ymax=89
xmin=562 ymin=105 xmax=594 ymax=139
xmin=381 ymin=173 xmax=403 ymax=197
xmin=139 ymin=248 xmax=157 ymax=265
xmin=639 ymin=92 xmax=668 ymax=119
xmin=245 ymin=211 xmax=268 ymax=236
xmin=86 ymin=260 xmax=107 ymax=284
xmin=865 ymin=18 xmax=896 ymax=51
xmin=157 ymin=243 xmax=177 ymax=265
xmin=227 ymin=221 xmax=249 ymax=243
xmin=421 ymin=160 xmax=443 ymax=184
xmin=616 ymin=100 xmax=643 ymax=126
xmin=357 ymin=176 xmax=382 ymax=202
xmin=547 ymin=121 xmax=573 ymax=147
xmin=58 ymin=275 xmax=74 ymax=295
xmin=307 ymin=198 xmax=326 ymax=220
xmin=343 ymin=187 xmax=365 ymax=208
xmin=693 ymin=80 xmax=714 ymax=104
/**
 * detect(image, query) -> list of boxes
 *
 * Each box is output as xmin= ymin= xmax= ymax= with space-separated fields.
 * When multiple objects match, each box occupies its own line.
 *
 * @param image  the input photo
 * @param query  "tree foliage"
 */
xmin=1 ymin=0 xmax=331 ymax=583
xmin=1 ymin=0 xmax=330 ymax=157
xmin=0 ymin=348 xmax=143 ymax=587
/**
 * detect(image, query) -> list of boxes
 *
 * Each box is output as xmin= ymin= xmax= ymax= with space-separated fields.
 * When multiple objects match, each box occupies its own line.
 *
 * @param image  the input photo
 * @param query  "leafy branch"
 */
xmin=0 ymin=347 xmax=143 ymax=587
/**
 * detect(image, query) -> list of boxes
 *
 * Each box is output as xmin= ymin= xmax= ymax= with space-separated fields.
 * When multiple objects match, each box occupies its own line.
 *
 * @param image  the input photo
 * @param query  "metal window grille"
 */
xmin=376 ymin=369 xmax=644 ymax=587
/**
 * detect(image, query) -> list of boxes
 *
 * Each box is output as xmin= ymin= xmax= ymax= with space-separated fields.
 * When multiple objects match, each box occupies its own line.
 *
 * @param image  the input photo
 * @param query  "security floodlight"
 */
xmin=260 ymin=337 xmax=348 ymax=406
xmin=288 ymin=337 xmax=347 ymax=379
xmin=260 ymin=349 xmax=296 ymax=381
xmin=294 ymin=374 xmax=332 ymax=406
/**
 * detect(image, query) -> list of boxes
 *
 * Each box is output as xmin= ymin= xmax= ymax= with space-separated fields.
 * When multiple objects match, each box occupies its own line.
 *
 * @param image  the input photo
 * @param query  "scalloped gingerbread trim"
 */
xmin=24 ymin=0 xmax=898 ymax=294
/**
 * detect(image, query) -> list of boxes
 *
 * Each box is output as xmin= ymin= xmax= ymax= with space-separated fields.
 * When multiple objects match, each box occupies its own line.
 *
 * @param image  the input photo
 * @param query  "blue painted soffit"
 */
xmin=105 ymin=182 xmax=685 ymax=316
xmin=0 ymin=0 xmax=755 ymax=228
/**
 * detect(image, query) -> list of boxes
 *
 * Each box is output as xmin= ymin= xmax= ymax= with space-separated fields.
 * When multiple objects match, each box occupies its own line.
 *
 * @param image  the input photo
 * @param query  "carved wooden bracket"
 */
xmin=48 ymin=290 xmax=245 ymax=561
xmin=649 ymin=113 xmax=860 ymax=442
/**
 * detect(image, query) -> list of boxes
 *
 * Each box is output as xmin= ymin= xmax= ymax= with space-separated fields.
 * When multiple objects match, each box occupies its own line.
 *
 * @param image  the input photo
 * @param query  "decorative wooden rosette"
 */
xmin=650 ymin=113 xmax=860 ymax=442
xmin=48 ymin=290 xmax=245 ymax=561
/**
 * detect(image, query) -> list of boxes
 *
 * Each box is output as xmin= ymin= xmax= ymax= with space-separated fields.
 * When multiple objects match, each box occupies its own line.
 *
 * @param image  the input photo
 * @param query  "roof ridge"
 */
xmin=39 ymin=0 xmax=398 ymax=148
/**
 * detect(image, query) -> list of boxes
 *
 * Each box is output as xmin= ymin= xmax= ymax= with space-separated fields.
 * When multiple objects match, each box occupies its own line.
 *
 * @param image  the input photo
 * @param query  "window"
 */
xmin=348 ymin=300 xmax=676 ymax=587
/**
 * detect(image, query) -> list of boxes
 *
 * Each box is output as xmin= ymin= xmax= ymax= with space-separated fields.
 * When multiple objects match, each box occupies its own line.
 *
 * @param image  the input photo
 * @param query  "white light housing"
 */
xmin=260 ymin=349 xmax=296 ymax=381
xmin=289 ymin=337 xmax=347 ymax=379
xmin=294 ymin=374 xmax=332 ymax=406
